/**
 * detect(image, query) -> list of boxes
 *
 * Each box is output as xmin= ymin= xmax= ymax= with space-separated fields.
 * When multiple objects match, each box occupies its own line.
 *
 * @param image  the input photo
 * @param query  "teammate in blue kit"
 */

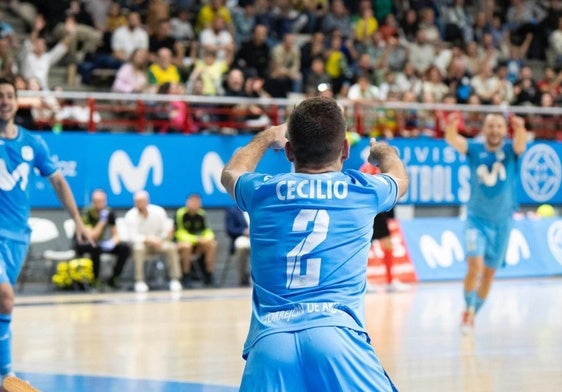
xmin=444 ymin=113 xmax=527 ymax=334
xmin=0 ymin=78 xmax=91 ymax=392
xmin=221 ymin=97 xmax=409 ymax=391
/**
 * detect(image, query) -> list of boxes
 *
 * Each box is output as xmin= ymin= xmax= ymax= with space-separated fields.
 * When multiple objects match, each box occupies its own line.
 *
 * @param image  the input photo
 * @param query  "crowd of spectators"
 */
xmin=0 ymin=0 xmax=561 ymax=139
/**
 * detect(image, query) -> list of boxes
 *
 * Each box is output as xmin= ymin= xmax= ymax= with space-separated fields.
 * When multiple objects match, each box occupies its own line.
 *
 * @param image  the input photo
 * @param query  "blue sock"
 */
xmin=464 ymin=290 xmax=476 ymax=311
xmin=474 ymin=295 xmax=486 ymax=314
xmin=0 ymin=314 xmax=12 ymax=377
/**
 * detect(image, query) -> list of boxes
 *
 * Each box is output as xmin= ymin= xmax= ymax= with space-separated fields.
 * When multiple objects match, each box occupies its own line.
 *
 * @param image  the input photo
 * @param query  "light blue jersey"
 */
xmin=464 ymin=140 xmax=520 ymax=268
xmin=0 ymin=126 xmax=57 ymax=242
xmin=466 ymin=140 xmax=519 ymax=222
xmin=235 ymin=169 xmax=398 ymax=357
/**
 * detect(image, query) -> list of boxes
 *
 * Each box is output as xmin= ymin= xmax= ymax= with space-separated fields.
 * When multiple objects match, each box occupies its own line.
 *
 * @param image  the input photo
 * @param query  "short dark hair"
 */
xmin=0 ymin=77 xmax=17 ymax=96
xmin=288 ymin=97 xmax=346 ymax=169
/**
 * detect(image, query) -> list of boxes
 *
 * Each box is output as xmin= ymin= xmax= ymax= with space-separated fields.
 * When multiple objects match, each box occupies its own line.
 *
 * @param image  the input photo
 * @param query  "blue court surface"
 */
xmin=17 ymin=372 xmax=238 ymax=392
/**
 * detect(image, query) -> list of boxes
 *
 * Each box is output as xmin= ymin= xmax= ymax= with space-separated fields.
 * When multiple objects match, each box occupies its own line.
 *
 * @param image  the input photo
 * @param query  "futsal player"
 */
xmin=221 ymin=97 xmax=409 ymax=390
xmin=0 ymin=78 xmax=91 ymax=391
xmin=444 ymin=112 xmax=527 ymax=333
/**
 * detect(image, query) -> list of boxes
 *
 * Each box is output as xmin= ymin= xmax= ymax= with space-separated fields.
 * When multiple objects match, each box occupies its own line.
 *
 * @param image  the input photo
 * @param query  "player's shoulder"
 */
xmin=17 ymin=126 xmax=47 ymax=147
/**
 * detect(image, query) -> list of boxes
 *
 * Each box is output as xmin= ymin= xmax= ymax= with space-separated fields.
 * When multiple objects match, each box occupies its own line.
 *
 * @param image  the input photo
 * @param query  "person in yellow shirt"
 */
xmin=148 ymin=47 xmax=181 ymax=86
xmin=353 ymin=2 xmax=378 ymax=44
xmin=196 ymin=0 xmax=233 ymax=34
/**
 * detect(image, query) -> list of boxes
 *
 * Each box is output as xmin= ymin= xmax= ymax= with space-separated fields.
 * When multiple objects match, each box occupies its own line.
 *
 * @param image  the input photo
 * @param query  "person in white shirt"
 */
xmin=20 ymin=14 xmax=74 ymax=89
xmin=124 ymin=190 xmax=182 ymax=293
xmin=111 ymin=11 xmax=149 ymax=62
xmin=199 ymin=15 xmax=234 ymax=62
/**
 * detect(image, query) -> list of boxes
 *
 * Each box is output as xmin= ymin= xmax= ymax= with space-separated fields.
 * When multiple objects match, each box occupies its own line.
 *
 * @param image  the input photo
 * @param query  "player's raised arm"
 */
xmin=221 ymin=123 xmax=288 ymax=198
xmin=510 ymin=115 xmax=527 ymax=156
xmin=367 ymin=139 xmax=409 ymax=199
xmin=443 ymin=112 xmax=468 ymax=155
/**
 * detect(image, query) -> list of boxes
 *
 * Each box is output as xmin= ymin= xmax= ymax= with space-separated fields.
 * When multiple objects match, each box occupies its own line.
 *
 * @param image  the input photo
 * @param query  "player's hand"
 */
xmin=444 ymin=112 xmax=461 ymax=134
xmin=266 ymin=123 xmax=288 ymax=151
xmin=510 ymin=115 xmax=525 ymax=131
xmin=75 ymin=220 xmax=95 ymax=246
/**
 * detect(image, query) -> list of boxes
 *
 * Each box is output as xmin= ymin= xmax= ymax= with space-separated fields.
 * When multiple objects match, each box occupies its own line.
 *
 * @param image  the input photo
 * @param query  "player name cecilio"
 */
xmin=275 ymin=179 xmax=349 ymax=200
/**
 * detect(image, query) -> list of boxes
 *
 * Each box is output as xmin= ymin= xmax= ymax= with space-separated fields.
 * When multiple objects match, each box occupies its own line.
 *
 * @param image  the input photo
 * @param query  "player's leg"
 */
xmin=301 ymin=327 xmax=397 ymax=391
xmin=0 ymin=238 xmax=40 ymax=391
xmin=240 ymin=332 xmax=306 ymax=392
xmin=462 ymin=218 xmax=486 ymax=332
xmin=476 ymin=221 xmax=511 ymax=314
xmin=132 ymin=243 xmax=149 ymax=292
xmin=162 ymin=241 xmax=182 ymax=291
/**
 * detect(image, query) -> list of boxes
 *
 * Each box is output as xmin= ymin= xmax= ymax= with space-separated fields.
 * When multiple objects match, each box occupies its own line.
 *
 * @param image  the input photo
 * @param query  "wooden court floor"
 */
xmin=10 ymin=277 xmax=562 ymax=391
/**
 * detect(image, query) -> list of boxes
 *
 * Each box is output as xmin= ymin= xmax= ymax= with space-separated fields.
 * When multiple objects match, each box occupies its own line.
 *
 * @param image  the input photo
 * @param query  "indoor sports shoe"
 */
xmin=169 ymin=279 xmax=182 ymax=292
xmin=134 ymin=281 xmax=149 ymax=293
xmin=2 ymin=375 xmax=40 ymax=392
xmin=461 ymin=309 xmax=475 ymax=335
xmin=387 ymin=279 xmax=411 ymax=293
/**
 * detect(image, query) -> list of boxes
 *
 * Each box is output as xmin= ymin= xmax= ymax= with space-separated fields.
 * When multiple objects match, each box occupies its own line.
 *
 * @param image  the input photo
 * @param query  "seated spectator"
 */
xmin=462 ymin=94 xmax=485 ymax=137
xmin=267 ymin=33 xmax=302 ymax=97
xmin=185 ymin=48 xmax=228 ymax=96
xmin=125 ymin=190 xmax=182 ymax=293
xmin=170 ymin=7 xmax=195 ymax=42
xmin=443 ymin=0 xmax=473 ymax=44
xmin=225 ymin=206 xmax=250 ymax=287
xmin=112 ymin=48 xmax=150 ymax=94
xmin=470 ymin=63 xmax=501 ymax=104
xmin=149 ymin=17 xmax=186 ymax=65
xmin=549 ymin=15 xmax=562 ymax=66
xmin=347 ymin=72 xmax=382 ymax=101
xmin=74 ymin=189 xmax=131 ymax=289
xmin=199 ymin=15 xmax=234 ymax=63
xmin=408 ymin=30 xmax=435 ymax=75
xmin=300 ymin=31 xmax=326 ymax=82
xmin=148 ymin=47 xmax=181 ymax=86
xmin=304 ymin=56 xmax=331 ymax=97
xmin=232 ymin=1 xmax=256 ymax=46
xmin=195 ymin=0 xmax=233 ymax=34
xmin=529 ymin=92 xmax=560 ymax=140
xmin=418 ymin=7 xmax=441 ymax=44
xmin=420 ymin=65 xmax=450 ymax=103
xmin=0 ymin=10 xmax=18 ymax=49
xmin=537 ymin=65 xmax=562 ymax=101
xmin=0 ymin=33 xmax=16 ymax=81
xmin=20 ymin=15 xmax=74 ymax=89
xmin=513 ymin=65 xmax=541 ymax=105
xmin=175 ymin=194 xmax=217 ymax=287
xmin=153 ymin=82 xmax=194 ymax=134
xmin=353 ymin=0 xmax=378 ymax=45
xmin=234 ymin=24 xmax=271 ymax=79
xmin=14 ymin=76 xmax=58 ymax=130
xmin=321 ymin=0 xmax=352 ymax=39
xmin=79 ymin=10 xmax=148 ymax=84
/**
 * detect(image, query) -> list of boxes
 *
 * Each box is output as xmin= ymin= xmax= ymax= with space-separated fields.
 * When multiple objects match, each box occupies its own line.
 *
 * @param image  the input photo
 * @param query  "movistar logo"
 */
xmin=476 ymin=161 xmax=506 ymax=186
xmin=201 ymin=151 xmax=226 ymax=194
xmin=0 ymin=160 xmax=30 ymax=191
xmin=420 ymin=230 xmax=464 ymax=268
xmin=108 ymin=146 xmax=163 ymax=194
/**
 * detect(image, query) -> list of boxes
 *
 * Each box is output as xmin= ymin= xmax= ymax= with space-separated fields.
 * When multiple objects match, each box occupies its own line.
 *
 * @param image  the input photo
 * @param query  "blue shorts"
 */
xmin=240 ymin=326 xmax=398 ymax=392
xmin=0 ymin=237 xmax=30 ymax=285
xmin=464 ymin=216 xmax=511 ymax=269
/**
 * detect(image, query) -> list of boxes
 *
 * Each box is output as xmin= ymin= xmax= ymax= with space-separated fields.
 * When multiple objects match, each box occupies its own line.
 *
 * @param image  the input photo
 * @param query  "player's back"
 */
xmin=235 ymin=169 xmax=397 ymax=345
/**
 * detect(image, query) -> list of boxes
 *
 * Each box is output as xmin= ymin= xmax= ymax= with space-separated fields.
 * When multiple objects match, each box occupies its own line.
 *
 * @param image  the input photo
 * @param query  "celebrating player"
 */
xmin=444 ymin=112 xmax=527 ymax=333
xmin=221 ymin=96 xmax=408 ymax=390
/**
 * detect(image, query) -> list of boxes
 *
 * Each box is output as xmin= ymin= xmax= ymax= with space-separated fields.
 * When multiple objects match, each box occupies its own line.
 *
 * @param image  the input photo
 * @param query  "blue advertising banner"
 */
xmin=400 ymin=217 xmax=562 ymax=281
xmin=29 ymin=133 xmax=562 ymax=208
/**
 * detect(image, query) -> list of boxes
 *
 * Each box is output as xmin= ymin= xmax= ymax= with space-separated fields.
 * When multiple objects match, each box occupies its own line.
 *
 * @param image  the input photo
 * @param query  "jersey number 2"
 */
xmin=286 ymin=209 xmax=329 ymax=289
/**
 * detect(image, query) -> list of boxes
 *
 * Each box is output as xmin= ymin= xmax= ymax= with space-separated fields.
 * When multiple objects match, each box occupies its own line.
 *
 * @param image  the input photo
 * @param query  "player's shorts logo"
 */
xmin=520 ymin=144 xmax=561 ymax=202
xmin=547 ymin=221 xmax=562 ymax=265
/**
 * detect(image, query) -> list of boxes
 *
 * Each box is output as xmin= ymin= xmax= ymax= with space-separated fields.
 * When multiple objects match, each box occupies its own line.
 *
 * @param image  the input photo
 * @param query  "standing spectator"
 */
xmin=0 ymin=77 xmax=91 ymax=392
xmin=175 ymin=194 xmax=217 ymax=287
xmin=74 ymin=189 xmax=131 ymax=289
xmin=267 ymin=33 xmax=302 ymax=97
xmin=20 ymin=15 xmax=73 ymax=89
xmin=112 ymin=48 xmax=150 ymax=94
xmin=148 ymin=47 xmax=181 ymax=87
xmin=444 ymin=113 xmax=527 ymax=334
xmin=125 ymin=190 xmax=182 ymax=293
xmin=225 ymin=206 xmax=251 ymax=287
